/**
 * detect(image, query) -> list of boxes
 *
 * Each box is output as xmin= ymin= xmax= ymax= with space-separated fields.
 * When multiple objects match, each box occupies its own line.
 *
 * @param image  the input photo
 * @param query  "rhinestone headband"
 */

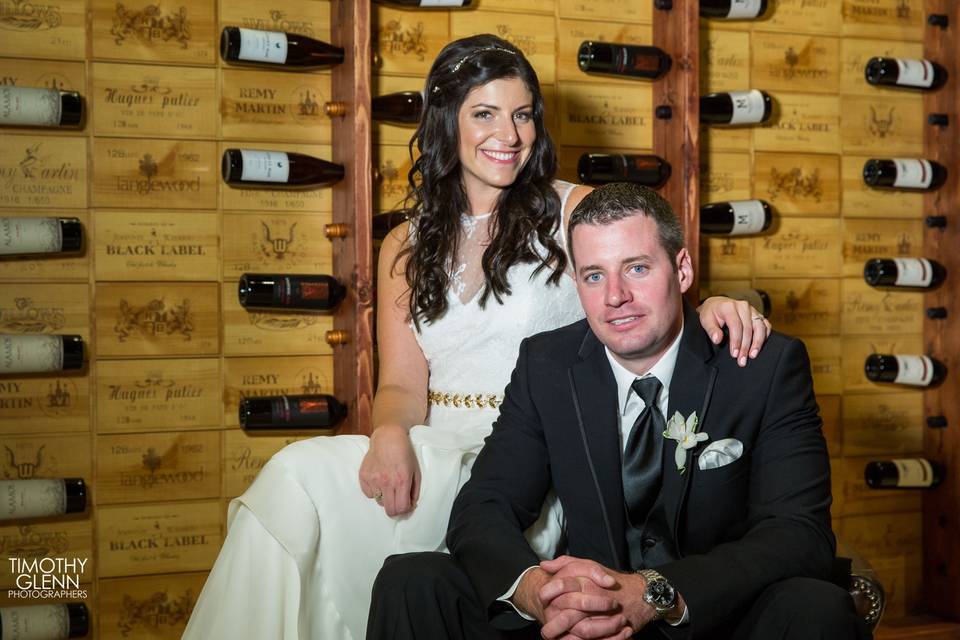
xmin=432 ymin=46 xmax=519 ymax=93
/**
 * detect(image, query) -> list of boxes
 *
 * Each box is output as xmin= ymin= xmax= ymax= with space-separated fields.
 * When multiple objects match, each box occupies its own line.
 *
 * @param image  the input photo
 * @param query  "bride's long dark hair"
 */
xmin=398 ymin=34 xmax=568 ymax=326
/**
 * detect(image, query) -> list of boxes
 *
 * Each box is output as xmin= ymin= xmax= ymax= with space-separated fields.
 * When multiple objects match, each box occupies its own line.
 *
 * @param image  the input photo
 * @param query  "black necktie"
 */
xmin=622 ymin=377 xmax=665 ymax=527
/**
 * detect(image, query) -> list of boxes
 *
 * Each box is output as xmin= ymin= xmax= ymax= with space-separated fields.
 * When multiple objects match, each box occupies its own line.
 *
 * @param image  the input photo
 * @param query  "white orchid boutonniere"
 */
xmin=663 ymin=411 xmax=708 ymax=474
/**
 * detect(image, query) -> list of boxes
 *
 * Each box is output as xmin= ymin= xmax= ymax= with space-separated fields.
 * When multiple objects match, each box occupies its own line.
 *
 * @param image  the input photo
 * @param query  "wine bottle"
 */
xmin=577 ymin=153 xmax=671 ymax=187
xmin=372 ymin=91 xmax=423 ymax=125
xmin=700 ymin=200 xmax=772 ymax=236
xmin=862 ymin=158 xmax=947 ymax=191
xmin=864 ymin=354 xmax=947 ymax=387
xmin=864 ymin=458 xmax=944 ymax=489
xmin=222 ymin=149 xmax=344 ymax=189
xmin=863 ymin=258 xmax=946 ymax=289
xmin=0 ymin=335 xmax=84 ymax=375
xmin=700 ymin=90 xmax=773 ymax=125
xmin=577 ymin=41 xmax=672 ymax=80
xmin=0 ymin=86 xmax=83 ymax=129
xmin=700 ymin=0 xmax=768 ymax=19
xmin=0 ymin=603 xmax=89 ymax=639
xmin=220 ymin=27 xmax=344 ymax=69
xmin=238 ymin=273 xmax=347 ymax=311
xmin=240 ymin=394 xmax=348 ymax=429
xmin=0 ymin=478 xmax=86 ymax=521
xmin=373 ymin=210 xmax=410 ymax=240
xmin=864 ymin=57 xmax=947 ymax=91
xmin=374 ymin=0 xmax=472 ymax=6
xmin=721 ymin=289 xmax=771 ymax=317
xmin=0 ymin=217 xmax=82 ymax=257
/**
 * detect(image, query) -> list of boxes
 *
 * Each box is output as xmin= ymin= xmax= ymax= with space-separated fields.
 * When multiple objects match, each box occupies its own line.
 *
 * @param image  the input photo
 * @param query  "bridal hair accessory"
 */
xmin=663 ymin=411 xmax=708 ymax=474
xmin=432 ymin=46 xmax=519 ymax=93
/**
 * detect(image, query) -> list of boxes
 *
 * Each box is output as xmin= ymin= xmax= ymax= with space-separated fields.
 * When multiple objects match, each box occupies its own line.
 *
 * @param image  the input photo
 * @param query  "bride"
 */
xmin=183 ymin=34 xmax=770 ymax=640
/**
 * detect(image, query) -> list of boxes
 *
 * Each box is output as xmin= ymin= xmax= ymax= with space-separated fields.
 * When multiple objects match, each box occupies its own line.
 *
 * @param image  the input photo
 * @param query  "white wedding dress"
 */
xmin=182 ymin=181 xmax=584 ymax=640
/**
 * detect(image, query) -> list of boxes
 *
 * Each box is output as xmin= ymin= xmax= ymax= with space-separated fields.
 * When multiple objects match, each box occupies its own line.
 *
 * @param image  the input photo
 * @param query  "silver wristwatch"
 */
xmin=638 ymin=569 xmax=678 ymax=620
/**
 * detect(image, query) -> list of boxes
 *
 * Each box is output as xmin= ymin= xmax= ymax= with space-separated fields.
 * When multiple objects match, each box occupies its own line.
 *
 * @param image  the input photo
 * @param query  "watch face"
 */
xmin=647 ymin=579 xmax=676 ymax=608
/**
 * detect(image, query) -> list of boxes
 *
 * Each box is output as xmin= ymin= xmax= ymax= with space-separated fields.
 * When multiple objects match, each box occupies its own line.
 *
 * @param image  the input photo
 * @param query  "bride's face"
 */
xmin=456 ymin=77 xmax=536 ymax=197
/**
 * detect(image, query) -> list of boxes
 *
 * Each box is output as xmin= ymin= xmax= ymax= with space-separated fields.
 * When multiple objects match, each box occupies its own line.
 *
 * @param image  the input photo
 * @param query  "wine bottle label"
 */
xmin=892 ymin=459 xmax=935 ymax=488
xmin=0 ymin=218 xmax=63 ymax=256
xmin=892 ymin=258 xmax=933 ymax=287
xmin=727 ymin=200 xmax=767 ymax=235
xmin=0 ymin=335 xmax=64 ymax=374
xmin=892 ymin=355 xmax=934 ymax=386
xmin=725 ymin=0 xmax=764 ymax=18
xmin=237 ymin=28 xmax=289 ymax=65
xmin=0 ymin=87 xmax=62 ymax=127
xmin=727 ymin=90 xmax=766 ymax=125
xmin=0 ymin=479 xmax=67 ymax=520
xmin=894 ymin=59 xmax=934 ymax=88
xmin=0 ymin=604 xmax=70 ymax=640
xmin=239 ymin=150 xmax=291 ymax=183
xmin=891 ymin=159 xmax=933 ymax=189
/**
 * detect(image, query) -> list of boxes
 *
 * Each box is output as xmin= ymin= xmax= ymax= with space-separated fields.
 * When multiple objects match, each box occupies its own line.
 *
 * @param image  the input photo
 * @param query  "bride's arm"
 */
xmin=360 ymin=222 xmax=429 ymax=516
xmin=560 ymin=184 xmax=771 ymax=365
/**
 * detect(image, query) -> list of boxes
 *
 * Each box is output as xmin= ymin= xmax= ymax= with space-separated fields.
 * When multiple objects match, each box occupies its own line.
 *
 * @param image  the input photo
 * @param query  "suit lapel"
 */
xmin=568 ymin=328 xmax=629 ymax=569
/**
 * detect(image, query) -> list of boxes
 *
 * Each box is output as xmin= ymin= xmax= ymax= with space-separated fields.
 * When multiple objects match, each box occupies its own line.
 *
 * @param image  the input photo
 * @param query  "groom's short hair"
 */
xmin=567 ymin=182 xmax=684 ymax=268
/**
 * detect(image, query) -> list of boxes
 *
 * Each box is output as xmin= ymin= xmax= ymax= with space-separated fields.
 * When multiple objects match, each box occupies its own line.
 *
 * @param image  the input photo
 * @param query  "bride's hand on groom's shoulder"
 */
xmin=359 ymin=425 xmax=421 ymax=517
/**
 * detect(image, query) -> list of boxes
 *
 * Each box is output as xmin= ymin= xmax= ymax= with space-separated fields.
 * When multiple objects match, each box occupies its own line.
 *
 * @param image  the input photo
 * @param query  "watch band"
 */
xmin=638 ymin=569 xmax=677 ymax=620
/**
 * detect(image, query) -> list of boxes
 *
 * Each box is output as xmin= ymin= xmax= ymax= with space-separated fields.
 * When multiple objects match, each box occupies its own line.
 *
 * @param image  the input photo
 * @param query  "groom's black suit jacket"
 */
xmin=446 ymin=302 xmax=835 ymax=639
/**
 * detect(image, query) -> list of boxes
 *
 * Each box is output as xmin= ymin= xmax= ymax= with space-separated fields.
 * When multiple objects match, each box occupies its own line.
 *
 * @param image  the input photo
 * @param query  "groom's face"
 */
xmin=572 ymin=213 xmax=693 ymax=374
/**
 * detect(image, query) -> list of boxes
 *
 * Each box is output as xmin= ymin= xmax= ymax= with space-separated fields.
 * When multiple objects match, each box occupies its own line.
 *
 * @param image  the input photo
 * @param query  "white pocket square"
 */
xmin=697 ymin=438 xmax=744 ymax=471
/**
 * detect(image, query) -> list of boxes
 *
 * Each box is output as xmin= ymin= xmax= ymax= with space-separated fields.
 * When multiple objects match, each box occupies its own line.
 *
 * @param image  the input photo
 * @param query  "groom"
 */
xmin=367 ymin=183 xmax=866 ymax=639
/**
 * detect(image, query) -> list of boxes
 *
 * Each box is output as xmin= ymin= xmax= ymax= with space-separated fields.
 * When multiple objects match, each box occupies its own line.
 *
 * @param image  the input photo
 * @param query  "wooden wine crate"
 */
xmin=91 ymin=0 xmax=217 ymax=66
xmin=841 ymin=218 xmax=925 ymax=278
xmin=753 ymin=277 xmax=841 ymax=336
xmin=98 ymin=571 xmax=208 ymax=640
xmin=91 ymin=138 xmax=219 ymax=210
xmin=94 ymin=210 xmax=219 ymax=282
xmin=96 ymin=500 xmax=222 ymax=577
xmin=819 ymin=394 xmax=841 ymax=458
xmin=219 ymin=142 xmax=334 ymax=213
xmin=95 ymin=431 xmax=222 ymax=504
xmin=832 ymin=455 xmax=921 ymax=517
xmin=91 ymin=63 xmax=218 ymax=139
xmin=0 ymin=134 xmax=87 ymax=209
xmin=840 ymin=334 xmax=925 ymax=394
xmin=371 ymin=75 xmax=423 ymax=146
xmin=753 ymin=217 xmax=843 ymax=277
xmin=0 ymin=210 xmax=90 ymax=282
xmin=0 ymin=0 xmax=86 ymax=60
xmin=841 ymin=278 xmax=924 ymax=336
xmin=0 ymin=283 xmax=90 ymax=342
xmin=800 ymin=336 xmax=843 ymax=396
xmin=699 ymin=27 xmax=750 ymax=94
xmin=752 ymin=0 xmax=842 ymax=36
xmin=374 ymin=144 xmax=414 ymax=213
xmin=698 ymin=235 xmax=753 ymax=281
xmin=699 ymin=150 xmax=752 ymax=204
xmin=842 ymin=391 xmax=924 ymax=456
xmin=221 ymin=69 xmax=333 ymax=143
xmin=221 ymin=286 xmax=334 ymax=357
xmin=840 ymin=94 xmax=924 ymax=156
xmin=223 ymin=430 xmax=308 ymax=497
xmin=840 ymin=37 xmax=924 ymax=97
xmin=0 ymin=60 xmax=86 ymax=137
xmin=222 ymin=354 xmax=334 ymax=428
xmin=372 ymin=6 xmax=449 ymax=78
xmin=219 ymin=0 xmax=332 ymax=44
xmin=222 ymin=211 xmax=333 ymax=280
xmin=753 ymin=152 xmax=841 ymax=217
xmin=557 ymin=0 xmax=650 ymax=24
xmin=0 ymin=433 xmax=92 ymax=480
xmin=841 ymin=154 xmax=925 ymax=219
xmin=94 ymin=283 xmax=220 ymax=358
xmin=753 ymin=92 xmax=842 ymax=155
xmin=701 ymin=122 xmax=751 ymax=153
xmin=558 ymin=81 xmax=652 ymax=149
xmin=96 ymin=357 xmax=221 ymax=433
xmin=451 ymin=11 xmax=555 ymax=85
xmin=841 ymin=0 xmax=924 ymax=42
xmin=478 ymin=0 xmax=554 ymax=16
xmin=557 ymin=20 xmax=654 ymax=86
xmin=751 ymin=33 xmax=841 ymax=95
xmin=0 ymin=371 xmax=90 ymax=435
xmin=0 ymin=519 xmax=93 ymax=589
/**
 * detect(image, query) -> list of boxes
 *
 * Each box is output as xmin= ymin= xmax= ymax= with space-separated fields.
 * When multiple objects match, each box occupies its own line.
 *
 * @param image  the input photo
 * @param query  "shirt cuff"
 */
xmin=497 ymin=566 xmax=539 ymax=621
xmin=666 ymin=604 xmax=690 ymax=626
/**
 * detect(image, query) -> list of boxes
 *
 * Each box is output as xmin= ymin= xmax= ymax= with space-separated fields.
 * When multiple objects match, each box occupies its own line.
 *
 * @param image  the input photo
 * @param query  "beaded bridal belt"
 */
xmin=427 ymin=390 xmax=503 ymax=409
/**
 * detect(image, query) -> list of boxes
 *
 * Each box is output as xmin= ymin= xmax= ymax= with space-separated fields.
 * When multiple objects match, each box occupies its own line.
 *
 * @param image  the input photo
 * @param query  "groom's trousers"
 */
xmin=366 ymin=552 xmax=871 ymax=640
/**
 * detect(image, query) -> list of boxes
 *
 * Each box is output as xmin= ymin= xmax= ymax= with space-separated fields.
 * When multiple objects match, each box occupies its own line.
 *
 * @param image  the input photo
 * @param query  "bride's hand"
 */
xmin=697 ymin=296 xmax=772 ymax=367
xmin=360 ymin=424 xmax=421 ymax=517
